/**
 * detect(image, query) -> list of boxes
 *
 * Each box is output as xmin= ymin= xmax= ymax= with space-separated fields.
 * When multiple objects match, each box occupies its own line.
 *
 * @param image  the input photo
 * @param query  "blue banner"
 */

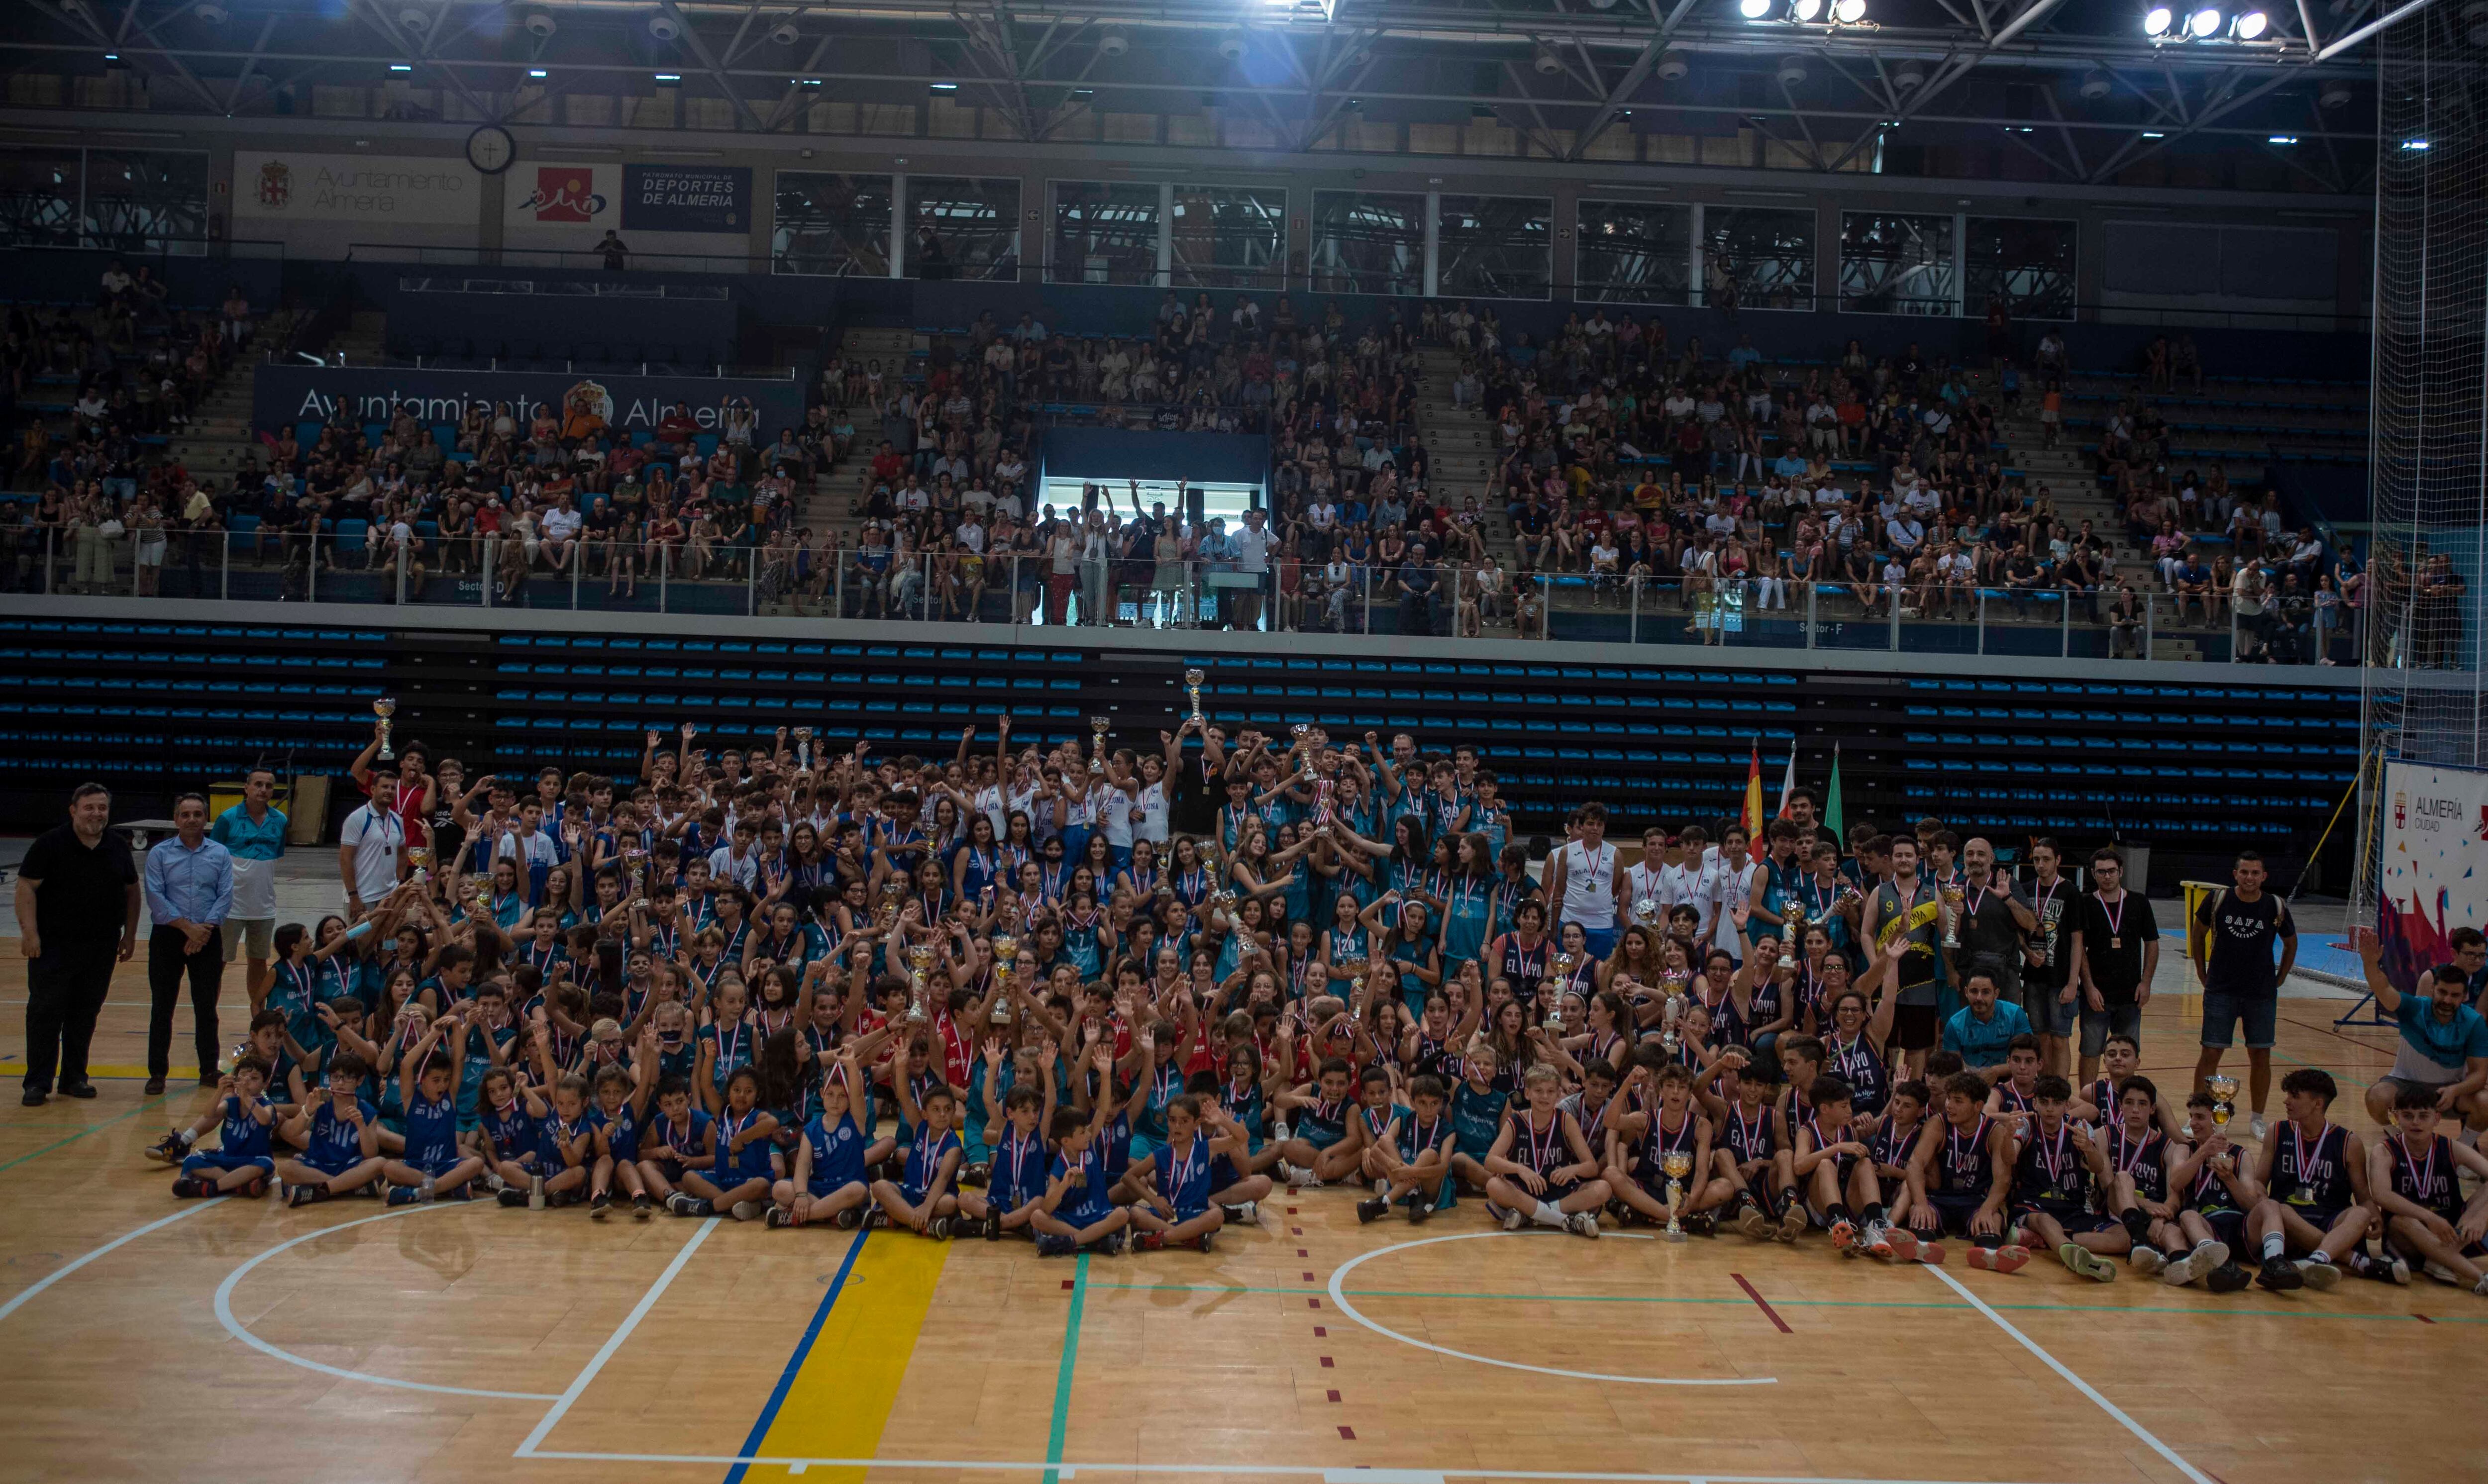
xmin=252 ymin=365 xmax=801 ymax=442
xmin=622 ymin=164 xmax=752 ymax=233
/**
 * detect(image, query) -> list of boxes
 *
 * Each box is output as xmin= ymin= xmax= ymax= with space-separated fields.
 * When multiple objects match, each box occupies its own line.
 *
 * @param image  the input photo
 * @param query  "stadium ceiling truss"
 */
xmin=2 ymin=0 xmax=2451 ymax=191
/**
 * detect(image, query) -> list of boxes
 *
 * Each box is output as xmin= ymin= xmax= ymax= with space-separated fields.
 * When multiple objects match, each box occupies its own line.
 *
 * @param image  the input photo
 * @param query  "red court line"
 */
xmin=2414 ymin=1312 xmax=2436 ymax=1324
xmin=1730 ymin=1272 xmax=1794 ymax=1333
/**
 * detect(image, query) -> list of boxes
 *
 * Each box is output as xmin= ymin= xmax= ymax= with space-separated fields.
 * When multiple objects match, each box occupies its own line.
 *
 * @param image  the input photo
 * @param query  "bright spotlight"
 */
xmin=2403 ymin=138 xmax=2432 ymax=150
xmin=1792 ymin=0 xmax=1823 ymax=19
xmin=1738 ymin=0 xmax=1773 ymax=18
xmin=2188 ymin=6 xmax=2222 ymax=36
xmin=1833 ymin=0 xmax=1866 ymax=19
xmin=2143 ymin=6 xmax=2173 ymax=35
xmin=2234 ymin=8 xmax=2267 ymax=36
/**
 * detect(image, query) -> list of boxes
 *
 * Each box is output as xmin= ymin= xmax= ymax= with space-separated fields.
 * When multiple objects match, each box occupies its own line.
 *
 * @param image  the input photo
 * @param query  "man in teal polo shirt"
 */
xmin=2354 ymin=925 xmax=2488 ymax=1133
xmin=1941 ymin=970 xmax=2035 ymax=1083
xmin=209 ymin=764 xmax=287 ymax=1014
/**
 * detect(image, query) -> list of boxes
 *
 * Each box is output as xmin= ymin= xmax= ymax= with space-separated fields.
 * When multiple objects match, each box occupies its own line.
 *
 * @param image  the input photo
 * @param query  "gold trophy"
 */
xmin=906 ymin=943 xmax=933 ymax=1023
xmin=2206 ymin=1074 xmax=2240 ymax=1127
xmin=1659 ymin=1150 xmax=1694 ymax=1241
xmin=878 ymin=878 xmax=902 ymax=927
xmin=793 ymin=726 xmax=813 ymax=772
xmin=990 ymin=935 xmax=1019 ymax=1024
xmin=406 ymin=845 xmax=433 ymax=885
xmin=1089 ymin=714 xmax=1110 ymax=764
xmin=373 ymin=695 xmax=398 ymax=760
xmin=1941 ymin=881 xmax=1965 ymax=949
xmin=1183 ymin=667 xmax=1206 ymax=725
xmin=1777 ymin=897 xmax=1807 ymax=974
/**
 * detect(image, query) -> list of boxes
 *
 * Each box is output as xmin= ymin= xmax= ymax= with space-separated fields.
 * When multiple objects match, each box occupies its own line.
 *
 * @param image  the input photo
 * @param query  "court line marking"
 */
xmin=1924 ymin=1263 xmax=2214 ymax=1484
xmin=516 ymin=1450 xmax=2075 ymax=1484
xmin=1043 ymin=1250 xmax=1092 ymax=1484
xmin=1325 ymin=1230 xmax=1776 ymax=1386
xmin=0 ymin=1089 xmax=176 ymax=1173
xmin=215 ymin=1202 xmax=564 ymax=1401
xmin=0 ymin=1196 xmax=224 ymax=1324
xmin=513 ymin=1211 xmax=721 ymax=1457
xmin=722 ymin=1226 xmax=869 ymax=1484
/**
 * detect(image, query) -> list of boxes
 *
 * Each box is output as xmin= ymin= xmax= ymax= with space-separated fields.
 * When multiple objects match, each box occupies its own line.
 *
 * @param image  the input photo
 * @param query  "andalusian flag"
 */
xmin=1743 ymin=739 xmax=1764 ymax=836
xmin=1824 ymin=741 xmax=1846 ymax=839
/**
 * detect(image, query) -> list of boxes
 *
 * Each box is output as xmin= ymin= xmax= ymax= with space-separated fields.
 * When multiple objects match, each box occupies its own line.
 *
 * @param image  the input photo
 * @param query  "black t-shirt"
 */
xmin=21 ymin=821 xmax=136 ymax=947
xmin=1954 ymin=883 xmax=2025 ymax=976
xmin=2075 ymin=891 xmax=2158 ymax=1005
xmin=2196 ymin=889 xmax=2292 ymax=995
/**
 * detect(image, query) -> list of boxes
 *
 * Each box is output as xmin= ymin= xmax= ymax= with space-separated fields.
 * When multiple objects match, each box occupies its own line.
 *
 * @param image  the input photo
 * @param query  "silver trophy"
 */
xmin=373 ymin=695 xmax=398 ymax=761
xmin=1183 ymin=667 xmax=1206 ymax=725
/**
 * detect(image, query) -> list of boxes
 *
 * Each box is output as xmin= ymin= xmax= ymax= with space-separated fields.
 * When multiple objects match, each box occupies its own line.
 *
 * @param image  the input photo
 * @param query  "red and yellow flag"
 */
xmin=1743 ymin=738 xmax=1764 ymax=837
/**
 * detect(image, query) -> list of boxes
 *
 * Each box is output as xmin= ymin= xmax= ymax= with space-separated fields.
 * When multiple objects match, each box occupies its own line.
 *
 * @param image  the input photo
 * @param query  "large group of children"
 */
xmin=140 ymin=719 xmax=2488 ymax=1288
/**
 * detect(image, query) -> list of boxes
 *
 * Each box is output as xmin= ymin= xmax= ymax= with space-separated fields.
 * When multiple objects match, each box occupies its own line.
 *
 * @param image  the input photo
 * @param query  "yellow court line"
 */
xmin=753 ymin=1231 xmax=952 ymax=1478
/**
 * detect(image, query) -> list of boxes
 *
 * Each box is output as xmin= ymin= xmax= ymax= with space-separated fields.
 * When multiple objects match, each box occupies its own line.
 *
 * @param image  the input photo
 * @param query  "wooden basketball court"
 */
xmin=4 ymin=957 xmax=2481 ymax=1484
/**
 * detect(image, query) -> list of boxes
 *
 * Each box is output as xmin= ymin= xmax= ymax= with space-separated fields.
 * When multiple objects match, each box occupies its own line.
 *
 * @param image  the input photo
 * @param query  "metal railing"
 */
xmin=4 ymin=533 xmax=2390 ymax=668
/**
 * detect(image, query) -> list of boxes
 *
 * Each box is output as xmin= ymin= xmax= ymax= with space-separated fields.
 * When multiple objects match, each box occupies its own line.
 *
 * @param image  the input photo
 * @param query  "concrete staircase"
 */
xmin=167 ymin=309 xmax=371 ymax=492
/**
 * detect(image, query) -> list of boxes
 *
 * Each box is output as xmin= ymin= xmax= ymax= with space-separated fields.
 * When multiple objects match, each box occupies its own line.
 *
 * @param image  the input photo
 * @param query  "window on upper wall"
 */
xmin=1049 ymin=181 xmax=1161 ymax=286
xmin=1435 ymin=194 xmax=1552 ymax=300
xmin=1966 ymin=216 xmax=2077 ymax=321
xmin=1576 ymin=199 xmax=1693 ymax=306
xmin=0 ymin=148 xmax=210 ymax=254
xmin=1170 ymin=185 xmax=1287 ymax=291
xmin=1701 ymin=205 xmax=1816 ymax=311
xmin=1839 ymin=210 xmax=1958 ymax=316
xmin=1308 ymin=190 xmax=1424 ymax=297
xmin=904 ymin=176 xmax=1021 ymax=283
xmin=772 ymin=172 xmax=893 ymax=277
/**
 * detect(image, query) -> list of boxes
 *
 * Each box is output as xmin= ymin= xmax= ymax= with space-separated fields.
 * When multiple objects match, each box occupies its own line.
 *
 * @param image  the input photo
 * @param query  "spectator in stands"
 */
xmin=595 ymin=229 xmax=629 ymax=271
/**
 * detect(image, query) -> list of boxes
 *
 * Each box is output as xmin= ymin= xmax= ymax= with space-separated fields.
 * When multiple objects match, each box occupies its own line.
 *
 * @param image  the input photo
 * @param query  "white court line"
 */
xmin=514 ymin=1213 xmax=719 ymax=1458
xmin=1325 ymin=1229 xmax=1777 ymax=1386
xmin=215 ymin=1202 xmax=562 ymax=1401
xmin=515 ymin=1451 xmax=2072 ymax=1484
xmin=1924 ymin=1264 xmax=2215 ymax=1484
xmin=0 ymin=1197 xmax=225 ymax=1325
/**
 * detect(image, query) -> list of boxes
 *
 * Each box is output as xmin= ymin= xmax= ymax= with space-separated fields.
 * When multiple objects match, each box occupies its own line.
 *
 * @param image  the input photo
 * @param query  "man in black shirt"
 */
xmin=2068 ymin=846 xmax=2158 ymax=1087
xmin=2189 ymin=851 xmax=2296 ymax=1141
xmin=14 ymin=783 xmax=140 ymax=1104
xmin=1951 ymin=837 xmax=2036 ymax=1011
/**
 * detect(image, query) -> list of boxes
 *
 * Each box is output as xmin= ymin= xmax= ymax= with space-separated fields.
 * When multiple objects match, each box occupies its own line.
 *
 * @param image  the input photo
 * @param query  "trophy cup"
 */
xmin=794 ymin=726 xmax=813 ymax=773
xmin=906 ymin=943 xmax=933 ymax=1023
xmin=878 ymin=878 xmax=902 ymax=927
xmin=1941 ymin=881 xmax=1965 ymax=949
xmin=2206 ymin=1074 xmax=2240 ymax=1127
xmin=990 ymin=935 xmax=1018 ymax=1024
xmin=1659 ymin=994 xmax=1684 ymax=1055
xmin=1777 ymin=898 xmax=1807 ymax=974
xmin=1546 ymin=955 xmax=1574 ymax=1028
xmin=1633 ymin=897 xmax=1659 ymax=928
xmin=1089 ymin=714 xmax=1111 ymax=764
xmin=406 ymin=845 xmax=433 ymax=886
xmin=1312 ymin=776 xmax=1336 ymax=832
xmin=1659 ymin=1150 xmax=1694 ymax=1240
xmin=373 ymin=696 xmax=398 ymax=761
xmin=1183 ymin=667 xmax=1207 ymax=726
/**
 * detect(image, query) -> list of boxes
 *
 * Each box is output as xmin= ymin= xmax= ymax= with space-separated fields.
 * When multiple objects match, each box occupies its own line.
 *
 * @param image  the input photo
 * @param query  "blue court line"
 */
xmin=723 ymin=1228 xmax=871 ymax=1484
xmin=1043 ymin=1252 xmax=1091 ymax=1484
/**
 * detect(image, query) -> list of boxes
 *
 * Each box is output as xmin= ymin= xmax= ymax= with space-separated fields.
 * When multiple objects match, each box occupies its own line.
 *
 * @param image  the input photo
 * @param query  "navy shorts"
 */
xmin=182 ymin=1151 xmax=274 ymax=1178
xmin=2200 ymin=988 xmax=2277 ymax=1050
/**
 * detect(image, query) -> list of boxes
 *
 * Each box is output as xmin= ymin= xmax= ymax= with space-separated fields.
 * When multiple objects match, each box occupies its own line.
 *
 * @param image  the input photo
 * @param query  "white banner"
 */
xmin=231 ymin=151 xmax=479 ymax=226
xmin=2377 ymin=758 xmax=2488 ymax=990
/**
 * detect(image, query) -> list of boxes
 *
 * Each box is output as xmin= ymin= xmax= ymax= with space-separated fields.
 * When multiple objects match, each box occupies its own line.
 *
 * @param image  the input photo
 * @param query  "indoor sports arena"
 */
xmin=1 ymin=4 xmax=2485 ymax=1484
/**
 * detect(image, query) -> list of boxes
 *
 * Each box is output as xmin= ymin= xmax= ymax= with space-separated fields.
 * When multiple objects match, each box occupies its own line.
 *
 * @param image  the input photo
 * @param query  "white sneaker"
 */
xmin=2297 ymin=1257 xmax=2342 ymax=1291
xmin=2159 ymin=1250 xmax=2197 ymax=1286
xmin=1567 ymin=1211 xmax=1601 ymax=1239
xmin=2129 ymin=1244 xmax=2168 ymax=1276
xmin=2472 ymin=1272 xmax=2488 ymax=1297
xmin=2249 ymin=1114 xmax=2268 ymax=1142
xmin=1499 ymin=1205 xmax=1527 ymax=1232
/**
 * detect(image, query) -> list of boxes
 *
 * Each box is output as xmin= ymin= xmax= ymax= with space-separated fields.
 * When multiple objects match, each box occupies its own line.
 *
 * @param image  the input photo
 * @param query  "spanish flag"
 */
xmin=1743 ymin=738 xmax=1764 ymax=837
